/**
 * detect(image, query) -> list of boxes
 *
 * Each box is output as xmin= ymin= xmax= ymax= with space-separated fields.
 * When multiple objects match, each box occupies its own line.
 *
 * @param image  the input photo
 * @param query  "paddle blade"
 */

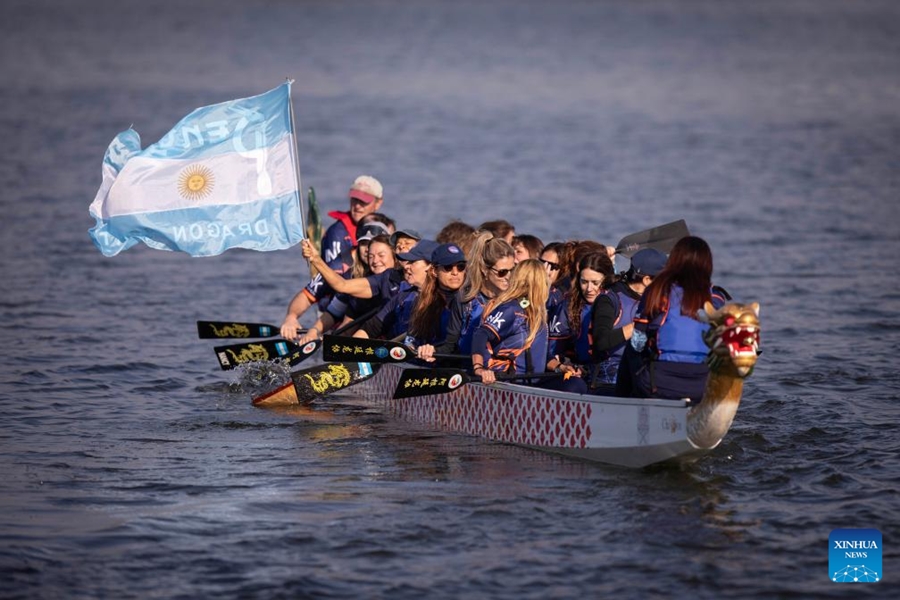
xmin=291 ymin=362 xmax=381 ymax=403
xmin=197 ymin=321 xmax=281 ymax=339
xmin=392 ymin=368 xmax=473 ymax=399
xmin=214 ymin=339 xmax=321 ymax=371
xmin=322 ymin=335 xmax=414 ymax=363
xmin=615 ymin=220 xmax=690 ymax=258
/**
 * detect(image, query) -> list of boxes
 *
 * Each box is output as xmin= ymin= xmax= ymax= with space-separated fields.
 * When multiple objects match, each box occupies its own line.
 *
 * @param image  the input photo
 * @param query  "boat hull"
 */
xmin=354 ymin=364 xmax=708 ymax=468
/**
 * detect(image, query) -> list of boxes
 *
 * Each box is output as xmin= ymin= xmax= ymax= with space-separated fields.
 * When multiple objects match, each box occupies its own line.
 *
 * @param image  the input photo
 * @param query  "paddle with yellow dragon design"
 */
xmin=213 ymin=339 xmax=322 ymax=370
xmin=197 ymin=320 xmax=297 ymax=339
xmin=252 ymin=362 xmax=381 ymax=407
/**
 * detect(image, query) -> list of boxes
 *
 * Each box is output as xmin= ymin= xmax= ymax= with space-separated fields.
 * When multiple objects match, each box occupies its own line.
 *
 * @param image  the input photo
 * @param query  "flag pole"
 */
xmin=285 ymin=78 xmax=307 ymax=240
xmin=285 ymin=78 xmax=314 ymax=281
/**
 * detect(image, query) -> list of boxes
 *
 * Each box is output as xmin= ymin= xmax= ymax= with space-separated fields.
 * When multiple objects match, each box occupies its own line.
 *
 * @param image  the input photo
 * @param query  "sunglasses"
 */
xmin=489 ymin=266 xmax=513 ymax=278
xmin=439 ymin=262 xmax=467 ymax=273
xmin=541 ymin=259 xmax=560 ymax=272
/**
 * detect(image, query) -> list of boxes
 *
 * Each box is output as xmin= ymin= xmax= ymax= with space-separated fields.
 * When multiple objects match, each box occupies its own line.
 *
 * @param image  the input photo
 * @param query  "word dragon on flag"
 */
xmin=89 ymin=82 xmax=305 ymax=257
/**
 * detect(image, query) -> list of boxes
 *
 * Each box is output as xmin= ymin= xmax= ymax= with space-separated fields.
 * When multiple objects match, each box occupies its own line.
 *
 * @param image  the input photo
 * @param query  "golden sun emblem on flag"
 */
xmin=177 ymin=164 xmax=215 ymax=200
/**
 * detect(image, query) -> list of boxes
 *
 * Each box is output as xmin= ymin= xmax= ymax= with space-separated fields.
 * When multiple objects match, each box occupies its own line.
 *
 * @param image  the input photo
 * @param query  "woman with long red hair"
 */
xmin=616 ymin=236 xmax=728 ymax=403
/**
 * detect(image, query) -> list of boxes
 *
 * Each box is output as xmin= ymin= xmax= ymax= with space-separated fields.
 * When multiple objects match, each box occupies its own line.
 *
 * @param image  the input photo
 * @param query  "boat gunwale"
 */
xmin=375 ymin=363 xmax=691 ymax=409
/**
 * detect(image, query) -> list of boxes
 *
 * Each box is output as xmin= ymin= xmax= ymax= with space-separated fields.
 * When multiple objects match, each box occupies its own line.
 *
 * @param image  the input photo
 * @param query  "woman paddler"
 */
xmin=471 ymin=259 xmax=584 ymax=392
xmin=297 ymin=225 xmax=403 ymax=342
xmin=616 ymin=236 xmax=728 ymax=403
xmin=416 ymin=231 xmax=515 ymax=362
xmin=584 ymin=248 xmax=667 ymax=391
xmin=354 ymin=241 xmax=466 ymax=348
xmin=280 ymin=175 xmax=385 ymax=341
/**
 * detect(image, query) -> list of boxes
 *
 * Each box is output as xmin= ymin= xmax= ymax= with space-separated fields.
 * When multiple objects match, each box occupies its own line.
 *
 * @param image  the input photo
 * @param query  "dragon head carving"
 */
xmin=697 ymin=301 xmax=760 ymax=378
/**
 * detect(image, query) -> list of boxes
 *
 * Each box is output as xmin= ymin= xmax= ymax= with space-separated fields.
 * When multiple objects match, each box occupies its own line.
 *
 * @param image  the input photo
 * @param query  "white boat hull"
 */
xmin=352 ymin=364 xmax=712 ymax=468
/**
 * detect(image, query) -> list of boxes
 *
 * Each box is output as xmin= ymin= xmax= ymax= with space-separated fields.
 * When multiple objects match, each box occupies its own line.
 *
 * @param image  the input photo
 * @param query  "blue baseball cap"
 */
xmin=397 ymin=239 xmax=439 ymax=262
xmin=389 ymin=228 xmax=422 ymax=247
xmin=630 ymin=248 xmax=667 ymax=277
xmin=431 ymin=243 xmax=466 ymax=267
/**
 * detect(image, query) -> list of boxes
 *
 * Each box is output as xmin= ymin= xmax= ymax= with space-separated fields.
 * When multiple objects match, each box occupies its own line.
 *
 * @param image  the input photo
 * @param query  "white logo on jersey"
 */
xmin=324 ymin=240 xmax=342 ymax=264
xmin=485 ymin=311 xmax=506 ymax=329
xmin=308 ymin=273 xmax=324 ymax=294
xmin=548 ymin=314 xmax=562 ymax=335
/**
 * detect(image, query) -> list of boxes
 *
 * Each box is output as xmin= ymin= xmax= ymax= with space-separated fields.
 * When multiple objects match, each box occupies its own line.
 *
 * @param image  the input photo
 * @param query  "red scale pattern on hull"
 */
xmin=360 ymin=367 xmax=591 ymax=449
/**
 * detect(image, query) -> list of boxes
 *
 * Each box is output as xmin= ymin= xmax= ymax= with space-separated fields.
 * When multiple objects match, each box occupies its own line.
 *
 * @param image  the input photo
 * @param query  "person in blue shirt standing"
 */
xmin=616 ymin=236 xmax=728 ymax=403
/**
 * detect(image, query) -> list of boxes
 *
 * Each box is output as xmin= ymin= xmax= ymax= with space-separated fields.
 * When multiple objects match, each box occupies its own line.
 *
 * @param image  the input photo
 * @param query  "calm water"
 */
xmin=2 ymin=0 xmax=899 ymax=597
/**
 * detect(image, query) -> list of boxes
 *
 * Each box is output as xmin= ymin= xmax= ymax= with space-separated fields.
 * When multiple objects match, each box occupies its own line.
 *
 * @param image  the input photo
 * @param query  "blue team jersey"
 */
xmin=477 ymin=299 xmax=549 ymax=375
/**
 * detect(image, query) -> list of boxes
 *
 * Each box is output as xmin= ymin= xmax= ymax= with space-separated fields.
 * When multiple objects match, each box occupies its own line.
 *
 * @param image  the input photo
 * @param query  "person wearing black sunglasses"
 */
xmin=403 ymin=243 xmax=467 ymax=351
xmin=471 ymin=260 xmax=586 ymax=394
xmin=417 ymin=232 xmax=515 ymax=363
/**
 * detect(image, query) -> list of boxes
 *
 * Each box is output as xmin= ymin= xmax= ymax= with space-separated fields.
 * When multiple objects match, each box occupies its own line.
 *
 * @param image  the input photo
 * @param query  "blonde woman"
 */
xmin=472 ymin=259 xmax=587 ymax=393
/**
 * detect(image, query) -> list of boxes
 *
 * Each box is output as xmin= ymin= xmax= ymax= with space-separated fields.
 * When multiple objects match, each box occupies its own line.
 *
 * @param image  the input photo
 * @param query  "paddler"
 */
xmin=280 ymin=175 xmax=385 ymax=341
xmin=616 ymin=236 xmax=728 ymax=403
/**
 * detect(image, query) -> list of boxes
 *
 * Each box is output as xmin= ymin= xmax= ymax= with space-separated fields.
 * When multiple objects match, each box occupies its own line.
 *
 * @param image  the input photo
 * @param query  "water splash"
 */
xmin=232 ymin=359 xmax=293 ymax=398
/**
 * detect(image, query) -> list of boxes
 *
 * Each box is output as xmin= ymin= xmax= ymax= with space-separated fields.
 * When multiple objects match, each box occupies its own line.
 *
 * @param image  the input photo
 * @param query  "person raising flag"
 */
xmin=280 ymin=175 xmax=384 ymax=340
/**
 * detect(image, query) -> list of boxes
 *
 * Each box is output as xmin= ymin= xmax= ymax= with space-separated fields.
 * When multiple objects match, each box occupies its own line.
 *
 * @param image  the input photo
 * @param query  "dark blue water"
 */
xmin=2 ymin=0 xmax=899 ymax=597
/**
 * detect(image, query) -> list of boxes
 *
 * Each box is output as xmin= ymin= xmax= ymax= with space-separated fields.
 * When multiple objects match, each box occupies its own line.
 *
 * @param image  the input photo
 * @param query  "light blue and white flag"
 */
xmin=89 ymin=82 xmax=305 ymax=257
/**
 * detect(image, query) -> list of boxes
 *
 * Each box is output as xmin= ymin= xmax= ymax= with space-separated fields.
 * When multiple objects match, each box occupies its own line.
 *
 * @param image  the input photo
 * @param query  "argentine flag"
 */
xmin=89 ymin=82 xmax=305 ymax=257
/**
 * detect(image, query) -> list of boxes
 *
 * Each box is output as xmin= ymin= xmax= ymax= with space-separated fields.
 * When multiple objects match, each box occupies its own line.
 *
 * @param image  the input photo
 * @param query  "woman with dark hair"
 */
xmin=354 ymin=241 xmax=465 ymax=348
xmin=540 ymin=240 xmax=577 ymax=360
xmin=417 ymin=231 xmax=515 ymax=361
xmin=511 ymin=234 xmax=544 ymax=263
xmin=617 ymin=236 xmax=728 ymax=402
xmin=543 ymin=251 xmax=615 ymax=391
xmin=352 ymin=240 xmax=437 ymax=340
xmin=586 ymin=248 xmax=667 ymax=391
xmin=406 ymin=243 xmax=467 ymax=347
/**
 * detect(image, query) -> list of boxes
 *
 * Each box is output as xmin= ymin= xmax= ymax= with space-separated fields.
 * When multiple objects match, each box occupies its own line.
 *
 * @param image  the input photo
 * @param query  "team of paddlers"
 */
xmin=279 ymin=175 xmax=728 ymax=403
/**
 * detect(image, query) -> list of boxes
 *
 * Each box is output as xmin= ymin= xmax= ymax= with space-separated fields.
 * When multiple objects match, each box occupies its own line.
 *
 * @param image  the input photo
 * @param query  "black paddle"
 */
xmin=197 ymin=321 xmax=293 ymax=339
xmin=207 ymin=305 xmax=383 ymax=369
xmin=322 ymin=335 xmax=466 ymax=363
xmin=214 ymin=339 xmax=322 ymax=371
xmin=614 ymin=219 xmax=690 ymax=258
xmin=393 ymin=368 xmax=563 ymax=399
xmin=252 ymin=361 xmax=382 ymax=407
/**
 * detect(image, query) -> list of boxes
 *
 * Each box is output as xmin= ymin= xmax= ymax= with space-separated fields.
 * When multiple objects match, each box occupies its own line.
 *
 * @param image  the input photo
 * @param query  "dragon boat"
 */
xmin=252 ymin=301 xmax=761 ymax=468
